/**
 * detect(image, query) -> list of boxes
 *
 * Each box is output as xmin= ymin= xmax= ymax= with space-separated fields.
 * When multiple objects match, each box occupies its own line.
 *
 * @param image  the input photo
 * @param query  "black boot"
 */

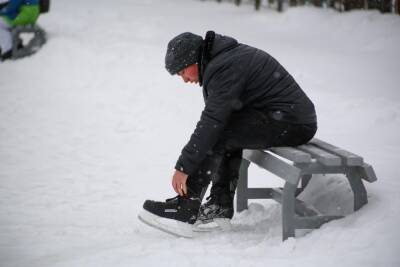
xmin=195 ymin=150 xmax=242 ymax=230
xmin=139 ymin=194 xmax=201 ymax=238
xmin=195 ymin=180 xmax=237 ymax=231
xmin=199 ymin=188 xmax=234 ymax=218
xmin=139 ymin=152 xmax=225 ymax=237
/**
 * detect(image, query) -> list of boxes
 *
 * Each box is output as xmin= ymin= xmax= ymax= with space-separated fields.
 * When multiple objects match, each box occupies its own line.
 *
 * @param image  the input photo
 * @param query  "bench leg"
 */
xmin=236 ymin=159 xmax=250 ymax=212
xmin=282 ymin=181 xmax=298 ymax=241
xmin=295 ymin=174 xmax=312 ymax=197
xmin=346 ymin=168 xmax=368 ymax=211
xmin=301 ymin=174 xmax=312 ymax=189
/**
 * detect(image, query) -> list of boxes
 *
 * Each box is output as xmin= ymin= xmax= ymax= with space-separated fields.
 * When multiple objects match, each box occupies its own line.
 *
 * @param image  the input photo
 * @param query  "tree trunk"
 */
xmin=277 ymin=0 xmax=283 ymax=11
xmin=344 ymin=0 xmax=364 ymax=10
xmin=396 ymin=0 xmax=400 ymax=14
xmin=380 ymin=0 xmax=392 ymax=12
xmin=255 ymin=0 xmax=262 ymax=10
xmin=366 ymin=0 xmax=379 ymax=9
xmin=312 ymin=0 xmax=323 ymax=7
xmin=268 ymin=0 xmax=275 ymax=7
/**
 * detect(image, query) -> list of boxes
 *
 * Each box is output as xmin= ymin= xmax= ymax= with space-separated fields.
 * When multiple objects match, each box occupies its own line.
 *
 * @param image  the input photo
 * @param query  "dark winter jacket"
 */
xmin=175 ymin=32 xmax=317 ymax=175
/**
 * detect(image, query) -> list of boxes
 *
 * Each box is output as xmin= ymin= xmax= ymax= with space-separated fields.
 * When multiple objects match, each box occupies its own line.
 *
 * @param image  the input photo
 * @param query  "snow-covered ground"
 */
xmin=1 ymin=0 xmax=400 ymax=266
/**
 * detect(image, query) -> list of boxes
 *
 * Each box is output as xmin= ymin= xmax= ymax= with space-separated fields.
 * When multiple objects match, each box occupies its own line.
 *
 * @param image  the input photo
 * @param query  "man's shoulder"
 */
xmin=202 ymin=60 xmax=234 ymax=87
xmin=203 ymin=44 xmax=266 ymax=85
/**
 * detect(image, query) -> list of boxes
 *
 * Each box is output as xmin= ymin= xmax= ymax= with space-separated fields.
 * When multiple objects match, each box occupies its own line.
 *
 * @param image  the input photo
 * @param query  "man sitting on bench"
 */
xmin=0 ymin=0 xmax=40 ymax=61
xmin=138 ymin=31 xmax=318 ymax=237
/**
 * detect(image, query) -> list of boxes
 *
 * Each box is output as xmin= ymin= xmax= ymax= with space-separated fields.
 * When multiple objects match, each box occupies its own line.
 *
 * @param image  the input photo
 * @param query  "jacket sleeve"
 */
xmin=175 ymin=65 xmax=244 ymax=175
xmin=0 ymin=0 xmax=21 ymax=16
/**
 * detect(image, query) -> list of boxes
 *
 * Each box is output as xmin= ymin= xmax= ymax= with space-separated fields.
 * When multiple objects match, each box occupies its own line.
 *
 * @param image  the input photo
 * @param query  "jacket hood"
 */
xmin=198 ymin=32 xmax=238 ymax=86
xmin=209 ymin=34 xmax=238 ymax=59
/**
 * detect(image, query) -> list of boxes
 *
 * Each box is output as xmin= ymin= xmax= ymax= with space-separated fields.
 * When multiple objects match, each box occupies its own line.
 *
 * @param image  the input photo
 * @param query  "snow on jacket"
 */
xmin=0 ymin=0 xmax=39 ymax=26
xmin=175 ymin=31 xmax=317 ymax=176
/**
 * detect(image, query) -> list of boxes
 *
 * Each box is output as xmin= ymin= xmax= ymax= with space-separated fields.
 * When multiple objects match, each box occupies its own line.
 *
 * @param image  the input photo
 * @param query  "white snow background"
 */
xmin=0 ymin=0 xmax=400 ymax=266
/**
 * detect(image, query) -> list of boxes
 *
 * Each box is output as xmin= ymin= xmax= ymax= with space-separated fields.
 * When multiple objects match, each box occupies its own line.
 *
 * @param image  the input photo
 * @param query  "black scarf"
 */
xmin=197 ymin=31 xmax=215 ymax=86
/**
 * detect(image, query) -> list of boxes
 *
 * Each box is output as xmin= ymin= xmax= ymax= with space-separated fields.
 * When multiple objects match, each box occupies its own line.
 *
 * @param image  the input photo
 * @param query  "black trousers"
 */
xmin=187 ymin=109 xmax=317 ymax=203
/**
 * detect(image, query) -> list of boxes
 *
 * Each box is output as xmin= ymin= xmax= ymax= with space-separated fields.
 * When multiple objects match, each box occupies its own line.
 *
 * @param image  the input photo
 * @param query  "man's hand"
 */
xmin=172 ymin=170 xmax=188 ymax=196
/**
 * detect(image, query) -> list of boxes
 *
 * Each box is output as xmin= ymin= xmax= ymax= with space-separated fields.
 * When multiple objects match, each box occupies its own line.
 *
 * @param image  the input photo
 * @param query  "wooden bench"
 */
xmin=236 ymin=138 xmax=377 ymax=241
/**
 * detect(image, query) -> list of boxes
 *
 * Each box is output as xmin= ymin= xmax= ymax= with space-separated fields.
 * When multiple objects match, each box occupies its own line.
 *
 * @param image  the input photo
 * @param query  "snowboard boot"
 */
xmin=0 ymin=49 xmax=12 ymax=62
xmin=138 ymin=195 xmax=201 ymax=238
xmin=17 ymin=38 xmax=24 ymax=50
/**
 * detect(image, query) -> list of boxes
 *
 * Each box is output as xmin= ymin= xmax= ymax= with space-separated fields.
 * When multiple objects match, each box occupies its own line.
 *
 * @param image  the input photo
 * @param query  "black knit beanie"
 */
xmin=165 ymin=32 xmax=203 ymax=75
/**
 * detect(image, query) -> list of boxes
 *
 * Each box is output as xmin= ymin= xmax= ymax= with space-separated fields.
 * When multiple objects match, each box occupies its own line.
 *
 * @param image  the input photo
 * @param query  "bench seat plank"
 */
xmin=243 ymin=150 xmax=301 ymax=185
xmin=359 ymin=163 xmax=378 ymax=182
xmin=269 ymin=147 xmax=312 ymax=163
xmin=310 ymin=138 xmax=364 ymax=166
xmin=297 ymin=144 xmax=342 ymax=166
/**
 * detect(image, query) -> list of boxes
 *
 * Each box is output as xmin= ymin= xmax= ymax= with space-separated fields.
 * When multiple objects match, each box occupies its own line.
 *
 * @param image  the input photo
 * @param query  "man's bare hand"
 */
xmin=172 ymin=170 xmax=188 ymax=196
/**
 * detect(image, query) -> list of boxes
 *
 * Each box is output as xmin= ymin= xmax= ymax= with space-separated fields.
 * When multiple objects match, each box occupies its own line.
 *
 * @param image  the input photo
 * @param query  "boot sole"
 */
xmin=138 ymin=209 xmax=194 ymax=238
xmin=193 ymin=218 xmax=232 ymax=232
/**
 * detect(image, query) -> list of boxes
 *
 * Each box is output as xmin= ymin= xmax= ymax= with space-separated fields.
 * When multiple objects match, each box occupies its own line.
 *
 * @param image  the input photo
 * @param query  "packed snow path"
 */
xmin=0 ymin=0 xmax=399 ymax=266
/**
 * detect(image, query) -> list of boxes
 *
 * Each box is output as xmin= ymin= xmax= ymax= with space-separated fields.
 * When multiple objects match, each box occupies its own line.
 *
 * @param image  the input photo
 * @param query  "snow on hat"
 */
xmin=165 ymin=32 xmax=203 ymax=75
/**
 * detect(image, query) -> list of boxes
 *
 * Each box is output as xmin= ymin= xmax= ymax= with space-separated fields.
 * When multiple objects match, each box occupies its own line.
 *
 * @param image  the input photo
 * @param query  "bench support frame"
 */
xmin=236 ymin=142 xmax=376 ymax=241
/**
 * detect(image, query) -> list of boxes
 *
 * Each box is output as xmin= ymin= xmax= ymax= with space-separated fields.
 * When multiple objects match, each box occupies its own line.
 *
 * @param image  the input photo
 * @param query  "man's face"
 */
xmin=177 ymin=64 xmax=199 ymax=84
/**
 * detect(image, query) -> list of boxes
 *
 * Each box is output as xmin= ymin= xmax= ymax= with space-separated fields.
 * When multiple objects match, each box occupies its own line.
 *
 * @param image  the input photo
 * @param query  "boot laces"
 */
xmin=166 ymin=195 xmax=181 ymax=202
xmin=166 ymin=195 xmax=200 ymax=203
xmin=205 ymin=193 xmax=218 ymax=206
